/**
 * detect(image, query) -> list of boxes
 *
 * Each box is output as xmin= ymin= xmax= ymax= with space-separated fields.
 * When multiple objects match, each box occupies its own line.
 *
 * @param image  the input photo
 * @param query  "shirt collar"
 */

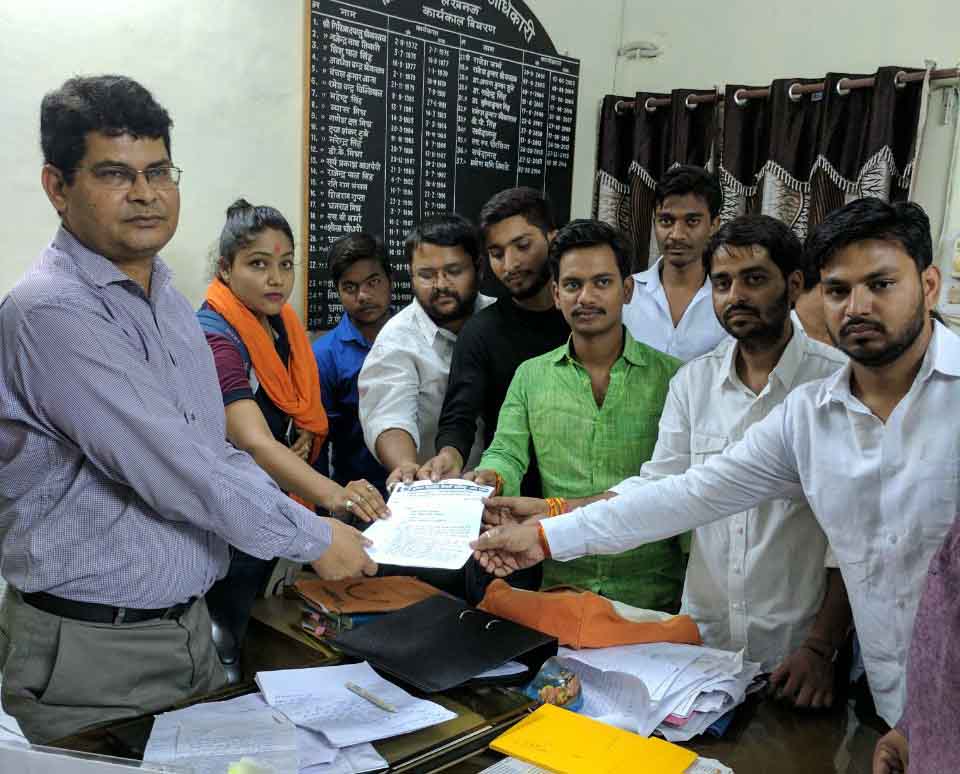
xmin=634 ymin=255 xmax=713 ymax=305
xmin=715 ymin=321 xmax=808 ymax=394
xmin=817 ymin=320 xmax=960 ymax=408
xmin=550 ymin=328 xmax=647 ymax=367
xmin=51 ymin=225 xmax=171 ymax=294
xmin=409 ymin=295 xmax=482 ymax=346
xmin=337 ymin=311 xmax=374 ymax=350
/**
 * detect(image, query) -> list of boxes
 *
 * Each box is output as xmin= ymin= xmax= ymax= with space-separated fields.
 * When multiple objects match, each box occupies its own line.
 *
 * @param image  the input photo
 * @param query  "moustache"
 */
xmin=572 ymin=306 xmax=605 ymax=317
xmin=665 ymin=241 xmax=693 ymax=251
xmin=430 ymin=290 xmax=461 ymax=303
xmin=723 ymin=303 xmax=761 ymax=321
xmin=840 ymin=317 xmax=884 ymax=336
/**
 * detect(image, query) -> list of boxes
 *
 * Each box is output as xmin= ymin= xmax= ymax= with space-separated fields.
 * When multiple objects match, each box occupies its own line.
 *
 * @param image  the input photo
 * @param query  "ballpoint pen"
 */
xmin=345 ymin=681 xmax=397 ymax=712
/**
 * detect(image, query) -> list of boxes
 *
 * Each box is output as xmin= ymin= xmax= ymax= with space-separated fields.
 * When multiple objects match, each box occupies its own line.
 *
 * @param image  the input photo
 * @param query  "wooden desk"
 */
xmin=51 ymin=595 xmax=883 ymax=773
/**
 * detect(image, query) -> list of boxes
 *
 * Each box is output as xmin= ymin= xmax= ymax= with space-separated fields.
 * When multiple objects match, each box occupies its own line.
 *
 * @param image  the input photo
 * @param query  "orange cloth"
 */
xmin=205 ymin=279 xmax=328 ymax=505
xmin=477 ymin=580 xmax=702 ymax=649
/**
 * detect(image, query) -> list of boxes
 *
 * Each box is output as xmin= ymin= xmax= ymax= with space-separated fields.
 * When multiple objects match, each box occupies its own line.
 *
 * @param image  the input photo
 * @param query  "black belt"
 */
xmin=22 ymin=591 xmax=195 ymax=625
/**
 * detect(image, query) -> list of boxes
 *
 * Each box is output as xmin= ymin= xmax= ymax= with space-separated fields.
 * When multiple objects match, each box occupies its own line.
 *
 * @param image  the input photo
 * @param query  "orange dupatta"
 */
xmin=205 ymin=278 xmax=329 ymax=481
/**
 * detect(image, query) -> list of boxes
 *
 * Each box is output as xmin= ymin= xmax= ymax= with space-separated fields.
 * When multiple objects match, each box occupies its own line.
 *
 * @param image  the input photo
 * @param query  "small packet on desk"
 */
xmin=523 ymin=657 xmax=583 ymax=712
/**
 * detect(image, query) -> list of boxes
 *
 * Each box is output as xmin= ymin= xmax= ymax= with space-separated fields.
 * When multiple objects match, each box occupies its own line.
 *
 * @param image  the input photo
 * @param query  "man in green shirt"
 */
xmin=469 ymin=220 xmax=685 ymax=611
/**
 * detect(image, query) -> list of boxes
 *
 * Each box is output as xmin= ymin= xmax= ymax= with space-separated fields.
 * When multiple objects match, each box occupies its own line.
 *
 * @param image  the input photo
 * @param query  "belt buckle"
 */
xmin=113 ymin=607 xmax=127 ymax=625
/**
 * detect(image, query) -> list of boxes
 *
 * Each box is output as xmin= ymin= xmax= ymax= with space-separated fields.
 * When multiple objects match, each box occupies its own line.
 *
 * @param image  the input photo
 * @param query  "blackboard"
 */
xmin=304 ymin=0 xmax=580 ymax=329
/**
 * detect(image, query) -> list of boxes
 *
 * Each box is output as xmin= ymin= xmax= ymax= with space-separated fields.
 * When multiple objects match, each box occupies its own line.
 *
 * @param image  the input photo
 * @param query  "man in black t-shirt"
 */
xmin=419 ymin=188 xmax=569 ymax=496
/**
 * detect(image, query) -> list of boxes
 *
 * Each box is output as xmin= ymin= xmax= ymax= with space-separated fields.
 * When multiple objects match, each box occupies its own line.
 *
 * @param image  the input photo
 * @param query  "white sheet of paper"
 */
xmin=473 ymin=660 xmax=528 ymax=680
xmin=145 ymin=705 xmax=299 ymax=774
xmin=257 ymin=662 xmax=456 ymax=748
xmin=301 ymin=743 xmax=387 ymax=774
xmin=363 ymin=480 xmax=493 ymax=569
xmin=480 ymin=757 xmax=552 ymax=773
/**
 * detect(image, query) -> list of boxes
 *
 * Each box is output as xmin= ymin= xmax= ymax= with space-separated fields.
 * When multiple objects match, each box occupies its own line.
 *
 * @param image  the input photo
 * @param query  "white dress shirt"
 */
xmin=612 ymin=327 xmax=846 ymax=670
xmin=359 ymin=294 xmax=493 ymax=467
xmin=622 ymin=257 xmax=729 ymax=362
xmin=544 ymin=322 xmax=960 ymax=724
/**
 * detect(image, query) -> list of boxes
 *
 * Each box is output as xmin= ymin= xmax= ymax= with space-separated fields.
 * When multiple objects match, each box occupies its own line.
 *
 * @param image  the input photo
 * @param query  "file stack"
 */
xmin=555 ymin=642 xmax=762 ymax=742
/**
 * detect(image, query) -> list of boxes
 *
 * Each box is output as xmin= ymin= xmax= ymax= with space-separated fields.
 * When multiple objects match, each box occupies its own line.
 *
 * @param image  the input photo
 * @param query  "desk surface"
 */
xmin=52 ymin=595 xmax=883 ymax=773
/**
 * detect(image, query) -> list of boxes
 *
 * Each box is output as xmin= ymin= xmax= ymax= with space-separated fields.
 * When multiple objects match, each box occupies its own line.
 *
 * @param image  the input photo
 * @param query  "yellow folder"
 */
xmin=491 ymin=704 xmax=697 ymax=774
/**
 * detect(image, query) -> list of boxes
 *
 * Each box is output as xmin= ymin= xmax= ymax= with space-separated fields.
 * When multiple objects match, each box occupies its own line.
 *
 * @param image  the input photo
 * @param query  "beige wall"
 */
xmin=1 ymin=1 xmax=956 ymax=311
xmin=0 ymin=0 xmax=619 ymax=314
xmin=614 ymin=0 xmax=960 ymax=302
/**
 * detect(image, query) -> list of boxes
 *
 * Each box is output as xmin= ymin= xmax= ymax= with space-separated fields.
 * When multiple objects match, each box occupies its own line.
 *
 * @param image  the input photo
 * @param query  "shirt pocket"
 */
xmin=691 ymin=432 xmax=728 ymax=465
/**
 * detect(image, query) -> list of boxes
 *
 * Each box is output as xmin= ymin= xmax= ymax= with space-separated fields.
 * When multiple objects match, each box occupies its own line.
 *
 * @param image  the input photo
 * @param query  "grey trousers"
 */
xmin=0 ymin=591 xmax=228 ymax=743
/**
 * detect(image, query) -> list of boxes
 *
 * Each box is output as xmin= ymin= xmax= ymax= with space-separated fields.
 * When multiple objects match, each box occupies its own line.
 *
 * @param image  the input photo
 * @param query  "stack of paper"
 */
xmin=555 ymin=642 xmax=762 ymax=742
xmin=144 ymin=691 xmax=389 ymax=774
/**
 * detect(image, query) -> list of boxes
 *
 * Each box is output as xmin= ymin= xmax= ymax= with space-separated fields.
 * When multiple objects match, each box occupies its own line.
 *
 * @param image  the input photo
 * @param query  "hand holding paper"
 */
xmin=363 ymin=479 xmax=492 ymax=569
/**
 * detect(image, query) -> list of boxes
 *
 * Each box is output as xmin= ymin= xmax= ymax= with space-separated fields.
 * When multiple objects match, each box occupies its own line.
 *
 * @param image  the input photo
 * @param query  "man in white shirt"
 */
xmin=623 ymin=165 xmax=729 ymax=361
xmin=473 ymin=198 xmax=957 ymax=727
xmin=359 ymin=214 xmax=493 ymax=490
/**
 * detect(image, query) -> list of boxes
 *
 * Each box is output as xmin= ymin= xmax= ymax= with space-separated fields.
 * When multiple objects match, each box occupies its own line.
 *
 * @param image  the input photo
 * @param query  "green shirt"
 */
xmin=479 ymin=330 xmax=685 ymax=611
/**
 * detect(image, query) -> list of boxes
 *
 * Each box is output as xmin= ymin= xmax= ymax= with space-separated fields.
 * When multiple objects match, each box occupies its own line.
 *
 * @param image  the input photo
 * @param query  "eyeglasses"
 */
xmin=74 ymin=164 xmax=182 ymax=190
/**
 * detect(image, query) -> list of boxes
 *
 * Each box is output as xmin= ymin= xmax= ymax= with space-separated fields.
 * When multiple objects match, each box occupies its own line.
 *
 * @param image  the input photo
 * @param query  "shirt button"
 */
xmin=736 ymin=527 xmax=744 ymax=535
xmin=888 ymin=534 xmax=898 ymax=545
xmin=897 ymin=600 xmax=906 ymax=609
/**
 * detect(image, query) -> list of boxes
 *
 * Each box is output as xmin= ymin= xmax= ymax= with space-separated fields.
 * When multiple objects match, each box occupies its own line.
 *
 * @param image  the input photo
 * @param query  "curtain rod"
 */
xmin=614 ymin=68 xmax=960 ymax=114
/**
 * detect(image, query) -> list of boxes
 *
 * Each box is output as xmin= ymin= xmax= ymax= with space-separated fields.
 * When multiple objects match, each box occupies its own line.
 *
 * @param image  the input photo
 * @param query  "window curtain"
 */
xmin=595 ymin=66 xmax=929 ymax=254
xmin=718 ymin=66 xmax=928 ymax=240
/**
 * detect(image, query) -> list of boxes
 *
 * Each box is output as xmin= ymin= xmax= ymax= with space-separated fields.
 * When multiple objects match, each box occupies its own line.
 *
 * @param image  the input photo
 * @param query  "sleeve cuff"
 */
xmin=365 ymin=421 xmax=421 ymax=464
xmin=824 ymin=545 xmax=839 ymax=568
xmin=541 ymin=511 xmax=588 ymax=561
xmin=278 ymin=502 xmax=334 ymax=562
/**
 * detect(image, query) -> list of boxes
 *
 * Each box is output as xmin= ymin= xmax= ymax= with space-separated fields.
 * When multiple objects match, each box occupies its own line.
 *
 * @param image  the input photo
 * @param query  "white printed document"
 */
xmin=363 ymin=479 xmax=493 ymax=569
xmin=256 ymin=662 xmax=457 ymax=748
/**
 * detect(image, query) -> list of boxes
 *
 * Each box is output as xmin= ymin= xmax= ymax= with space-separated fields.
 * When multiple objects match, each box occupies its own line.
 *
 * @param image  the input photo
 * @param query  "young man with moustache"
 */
xmin=418 ymin=188 xmax=569 ymax=488
xmin=358 ymin=214 xmax=493 ymax=489
xmin=624 ymin=165 xmax=728 ymax=362
xmin=473 ymin=198 xmax=959 ymax=728
xmin=313 ymin=233 xmax=393 ymax=498
xmin=0 ymin=76 xmax=375 ymax=742
xmin=468 ymin=220 xmax=686 ymax=611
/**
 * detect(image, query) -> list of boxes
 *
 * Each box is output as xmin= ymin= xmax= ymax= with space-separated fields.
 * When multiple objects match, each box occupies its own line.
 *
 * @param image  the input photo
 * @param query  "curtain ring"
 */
xmin=644 ymin=97 xmax=658 ymax=113
xmin=836 ymin=78 xmax=851 ymax=96
xmin=894 ymin=70 xmax=908 ymax=89
xmin=484 ymin=619 xmax=500 ymax=630
xmin=684 ymin=94 xmax=698 ymax=110
xmin=458 ymin=609 xmax=476 ymax=622
xmin=787 ymin=82 xmax=803 ymax=102
xmin=733 ymin=88 xmax=749 ymax=107
xmin=614 ymin=99 xmax=627 ymax=114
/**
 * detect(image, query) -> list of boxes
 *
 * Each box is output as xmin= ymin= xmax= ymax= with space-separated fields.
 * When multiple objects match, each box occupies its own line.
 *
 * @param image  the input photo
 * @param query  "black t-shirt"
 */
xmin=436 ymin=297 xmax=569 ymax=496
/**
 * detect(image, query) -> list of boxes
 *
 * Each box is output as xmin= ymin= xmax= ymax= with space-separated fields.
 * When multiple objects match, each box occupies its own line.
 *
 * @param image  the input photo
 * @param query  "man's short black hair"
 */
xmin=805 ymin=198 xmax=933 ymax=276
xmin=654 ymin=165 xmax=723 ymax=219
xmin=478 ymin=187 xmax=555 ymax=238
xmin=548 ymin=219 xmax=633 ymax=281
xmin=329 ymin=233 xmax=390 ymax=285
xmin=404 ymin=214 xmax=481 ymax=272
xmin=41 ymin=75 xmax=173 ymax=185
xmin=703 ymin=215 xmax=803 ymax=281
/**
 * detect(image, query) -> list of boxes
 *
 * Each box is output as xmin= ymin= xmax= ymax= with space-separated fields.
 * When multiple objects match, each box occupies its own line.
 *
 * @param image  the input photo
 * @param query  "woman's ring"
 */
xmin=345 ymin=499 xmax=355 ymax=510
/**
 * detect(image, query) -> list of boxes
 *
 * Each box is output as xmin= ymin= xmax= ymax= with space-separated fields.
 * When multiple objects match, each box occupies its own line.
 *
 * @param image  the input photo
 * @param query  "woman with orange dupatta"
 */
xmin=198 ymin=199 xmax=387 ymax=660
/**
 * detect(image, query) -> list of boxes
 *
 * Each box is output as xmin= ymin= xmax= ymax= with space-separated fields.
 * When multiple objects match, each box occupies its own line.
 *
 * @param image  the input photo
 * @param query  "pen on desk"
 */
xmin=345 ymin=681 xmax=397 ymax=712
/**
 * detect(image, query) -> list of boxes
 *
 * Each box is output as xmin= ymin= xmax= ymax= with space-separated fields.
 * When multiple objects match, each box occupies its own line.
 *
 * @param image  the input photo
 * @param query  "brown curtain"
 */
xmin=595 ymin=67 xmax=929 ymax=258
xmin=716 ymin=67 xmax=926 ymax=241
xmin=594 ymin=95 xmax=637 ymax=241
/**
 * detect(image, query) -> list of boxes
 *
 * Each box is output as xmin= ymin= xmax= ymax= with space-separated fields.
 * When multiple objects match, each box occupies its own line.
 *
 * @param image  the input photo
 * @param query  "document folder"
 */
xmin=331 ymin=594 xmax=558 ymax=692
xmin=491 ymin=704 xmax=697 ymax=774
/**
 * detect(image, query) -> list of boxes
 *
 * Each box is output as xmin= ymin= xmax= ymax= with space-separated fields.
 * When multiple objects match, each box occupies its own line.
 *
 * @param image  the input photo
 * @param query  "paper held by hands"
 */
xmin=363 ymin=479 xmax=493 ymax=569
